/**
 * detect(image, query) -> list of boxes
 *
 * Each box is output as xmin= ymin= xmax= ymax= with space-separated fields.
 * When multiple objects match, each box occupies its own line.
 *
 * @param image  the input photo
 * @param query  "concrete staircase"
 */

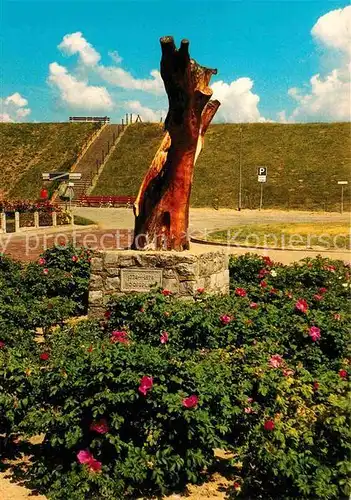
xmin=54 ymin=124 xmax=125 ymax=205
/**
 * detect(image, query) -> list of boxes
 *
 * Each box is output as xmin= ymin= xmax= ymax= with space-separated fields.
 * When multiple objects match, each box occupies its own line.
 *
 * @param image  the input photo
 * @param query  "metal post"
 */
xmin=341 ymin=185 xmax=344 ymax=214
xmin=238 ymin=126 xmax=243 ymax=211
xmin=130 ymin=113 xmax=132 ymax=124
xmin=15 ymin=211 xmax=20 ymax=232
xmin=259 ymin=183 xmax=263 ymax=211
xmin=126 ymin=113 xmax=128 ymax=125
xmin=122 ymin=118 xmax=124 ymax=126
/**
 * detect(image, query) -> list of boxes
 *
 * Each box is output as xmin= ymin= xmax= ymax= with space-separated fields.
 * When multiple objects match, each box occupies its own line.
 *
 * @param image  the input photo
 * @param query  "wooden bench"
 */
xmin=78 ymin=196 xmax=136 ymax=208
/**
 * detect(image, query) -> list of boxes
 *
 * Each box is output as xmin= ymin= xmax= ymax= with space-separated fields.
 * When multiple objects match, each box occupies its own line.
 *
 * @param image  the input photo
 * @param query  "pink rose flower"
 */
xmin=334 ymin=313 xmax=341 ymax=321
xmin=283 ymin=369 xmax=294 ymax=377
xmin=260 ymin=280 xmax=268 ymax=288
xmin=263 ymin=256 xmax=273 ymax=267
xmin=38 ymin=257 xmax=46 ymax=265
xmin=247 ymin=397 xmax=254 ymax=403
xmin=0 ymin=341 xmax=5 ymax=349
xmin=182 ymin=395 xmax=199 ymax=408
xmin=43 ymin=268 xmax=49 ymax=275
xmin=77 ymin=450 xmax=102 ymax=472
xmin=88 ymin=458 xmax=102 ymax=472
xmin=249 ymin=302 xmax=258 ymax=309
xmin=313 ymin=294 xmax=323 ymax=301
xmin=197 ymin=287 xmax=205 ymax=294
xmin=309 ymin=326 xmax=321 ymax=342
xmin=258 ymin=269 xmax=269 ymax=279
xmin=160 ymin=331 xmax=169 ymax=344
xmin=72 ymin=255 xmax=78 ymax=262
xmin=269 ymin=354 xmax=283 ymax=368
xmin=295 ymin=298 xmax=308 ymax=314
xmin=319 ymin=287 xmax=327 ymax=294
xmin=339 ymin=369 xmax=348 ymax=379
xmin=40 ymin=352 xmax=50 ymax=361
xmin=220 ymin=314 xmax=232 ymax=325
xmin=139 ymin=376 xmax=153 ymax=396
xmin=235 ymin=288 xmax=247 ymax=297
xmin=90 ymin=418 xmax=109 ymax=434
xmin=110 ymin=331 xmax=129 ymax=344
xmin=77 ymin=450 xmax=92 ymax=464
xmin=264 ymin=420 xmax=275 ymax=431
xmin=244 ymin=407 xmax=253 ymax=414
xmin=161 ymin=289 xmax=172 ymax=296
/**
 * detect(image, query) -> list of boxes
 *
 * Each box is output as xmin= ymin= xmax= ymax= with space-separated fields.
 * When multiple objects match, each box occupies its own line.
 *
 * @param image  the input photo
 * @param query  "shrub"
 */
xmin=227 ymin=359 xmax=351 ymax=499
xmin=0 ymin=252 xmax=349 ymax=499
xmin=12 ymin=323 xmax=236 ymax=499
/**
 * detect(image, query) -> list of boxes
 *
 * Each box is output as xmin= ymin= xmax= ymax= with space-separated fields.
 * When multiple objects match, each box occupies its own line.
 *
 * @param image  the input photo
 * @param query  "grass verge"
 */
xmin=207 ymin=222 xmax=350 ymax=250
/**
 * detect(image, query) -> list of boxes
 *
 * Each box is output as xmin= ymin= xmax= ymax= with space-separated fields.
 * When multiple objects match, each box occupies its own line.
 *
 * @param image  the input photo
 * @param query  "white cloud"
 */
xmin=5 ymin=92 xmax=28 ymax=107
xmin=281 ymin=6 xmax=351 ymax=122
xmin=288 ymin=69 xmax=350 ymax=121
xmin=108 ymin=50 xmax=123 ymax=64
xmin=48 ymin=62 xmax=113 ymax=110
xmin=57 ymin=32 xmax=164 ymax=96
xmin=125 ymin=100 xmax=166 ymax=122
xmin=16 ymin=108 xmax=31 ymax=119
xmin=312 ymin=6 xmax=351 ymax=55
xmin=0 ymin=113 xmax=14 ymax=123
xmin=0 ymin=92 xmax=31 ymax=122
xmin=97 ymin=67 xmax=164 ymax=95
xmin=58 ymin=31 xmax=101 ymax=66
xmin=211 ymin=78 xmax=266 ymax=122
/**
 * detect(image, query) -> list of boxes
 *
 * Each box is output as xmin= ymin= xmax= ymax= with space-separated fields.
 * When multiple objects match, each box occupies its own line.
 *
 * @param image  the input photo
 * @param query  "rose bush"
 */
xmin=5 ymin=323 xmax=236 ymax=499
xmin=0 ymin=244 xmax=92 ymax=342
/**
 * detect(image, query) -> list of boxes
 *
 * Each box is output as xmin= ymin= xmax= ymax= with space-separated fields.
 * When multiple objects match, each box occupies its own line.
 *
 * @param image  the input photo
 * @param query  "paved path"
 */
xmin=72 ymin=207 xmax=349 ymax=231
xmin=1 ymin=208 xmax=349 ymax=264
xmin=0 ymin=228 xmax=131 ymax=262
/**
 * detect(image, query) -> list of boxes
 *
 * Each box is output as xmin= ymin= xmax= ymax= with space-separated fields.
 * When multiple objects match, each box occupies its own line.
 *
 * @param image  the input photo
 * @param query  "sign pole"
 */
xmin=257 ymin=166 xmax=267 ymax=211
xmin=341 ymin=185 xmax=344 ymax=214
xmin=238 ymin=126 xmax=243 ymax=211
xmin=337 ymin=181 xmax=348 ymax=214
xmin=259 ymin=183 xmax=263 ymax=211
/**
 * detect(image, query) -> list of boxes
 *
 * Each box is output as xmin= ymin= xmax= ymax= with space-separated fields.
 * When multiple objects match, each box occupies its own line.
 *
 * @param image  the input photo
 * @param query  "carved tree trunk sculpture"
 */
xmin=132 ymin=36 xmax=220 ymax=251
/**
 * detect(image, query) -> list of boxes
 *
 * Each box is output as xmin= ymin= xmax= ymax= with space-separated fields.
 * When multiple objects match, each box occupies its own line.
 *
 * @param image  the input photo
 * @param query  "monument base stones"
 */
xmin=88 ymin=248 xmax=229 ymax=317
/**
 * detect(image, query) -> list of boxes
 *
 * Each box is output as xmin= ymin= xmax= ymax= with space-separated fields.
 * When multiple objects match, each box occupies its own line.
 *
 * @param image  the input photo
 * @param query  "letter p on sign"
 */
xmin=258 ymin=167 xmax=267 ymax=176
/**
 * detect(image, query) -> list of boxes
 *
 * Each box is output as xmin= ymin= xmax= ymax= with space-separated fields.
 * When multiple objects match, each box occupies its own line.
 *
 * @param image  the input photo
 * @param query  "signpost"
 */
xmin=42 ymin=173 xmax=80 ymax=222
xmin=42 ymin=172 xmax=82 ymax=181
xmin=337 ymin=181 xmax=348 ymax=214
xmin=257 ymin=167 xmax=267 ymax=211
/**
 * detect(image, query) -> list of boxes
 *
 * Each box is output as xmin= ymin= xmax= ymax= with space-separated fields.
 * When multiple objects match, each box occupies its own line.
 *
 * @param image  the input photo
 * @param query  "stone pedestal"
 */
xmin=88 ymin=248 xmax=229 ymax=317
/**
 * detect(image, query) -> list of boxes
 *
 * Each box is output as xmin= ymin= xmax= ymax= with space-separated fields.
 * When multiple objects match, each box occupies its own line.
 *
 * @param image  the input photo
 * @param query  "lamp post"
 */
xmin=337 ymin=181 xmax=348 ymax=214
xmin=238 ymin=125 xmax=243 ymax=211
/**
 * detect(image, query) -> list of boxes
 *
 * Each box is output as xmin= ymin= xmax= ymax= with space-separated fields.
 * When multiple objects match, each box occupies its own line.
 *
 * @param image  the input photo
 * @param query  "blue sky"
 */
xmin=1 ymin=1 xmax=350 ymax=123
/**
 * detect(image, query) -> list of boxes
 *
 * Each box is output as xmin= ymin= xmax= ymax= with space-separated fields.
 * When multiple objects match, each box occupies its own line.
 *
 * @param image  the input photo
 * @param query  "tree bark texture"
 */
xmin=132 ymin=36 xmax=220 ymax=251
